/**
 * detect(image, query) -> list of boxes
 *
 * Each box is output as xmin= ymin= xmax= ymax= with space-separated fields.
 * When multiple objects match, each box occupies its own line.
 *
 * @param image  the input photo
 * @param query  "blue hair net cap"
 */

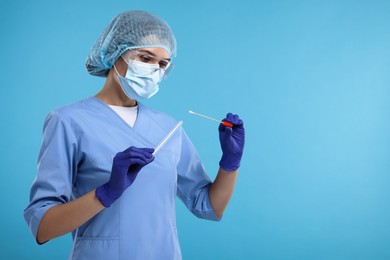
xmin=86 ymin=10 xmax=177 ymax=77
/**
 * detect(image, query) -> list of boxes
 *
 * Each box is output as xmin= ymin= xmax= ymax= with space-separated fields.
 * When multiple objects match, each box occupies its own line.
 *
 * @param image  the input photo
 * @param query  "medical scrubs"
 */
xmin=24 ymin=97 xmax=219 ymax=260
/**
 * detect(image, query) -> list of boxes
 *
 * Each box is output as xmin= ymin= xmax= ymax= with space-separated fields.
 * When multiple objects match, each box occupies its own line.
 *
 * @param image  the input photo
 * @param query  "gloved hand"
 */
xmin=96 ymin=146 xmax=154 ymax=207
xmin=219 ymin=113 xmax=245 ymax=171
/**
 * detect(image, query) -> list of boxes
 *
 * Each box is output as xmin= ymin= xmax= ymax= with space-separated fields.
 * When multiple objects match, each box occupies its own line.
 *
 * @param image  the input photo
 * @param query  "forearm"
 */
xmin=209 ymin=168 xmax=238 ymax=219
xmin=37 ymin=189 xmax=105 ymax=244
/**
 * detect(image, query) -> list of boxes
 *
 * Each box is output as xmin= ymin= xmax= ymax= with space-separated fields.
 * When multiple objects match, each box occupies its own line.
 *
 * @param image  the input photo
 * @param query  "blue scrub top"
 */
xmin=24 ymin=97 xmax=220 ymax=260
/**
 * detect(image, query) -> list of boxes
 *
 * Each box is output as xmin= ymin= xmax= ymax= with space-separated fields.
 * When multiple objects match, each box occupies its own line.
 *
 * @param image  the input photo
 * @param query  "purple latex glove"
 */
xmin=96 ymin=146 xmax=154 ymax=207
xmin=219 ymin=113 xmax=245 ymax=171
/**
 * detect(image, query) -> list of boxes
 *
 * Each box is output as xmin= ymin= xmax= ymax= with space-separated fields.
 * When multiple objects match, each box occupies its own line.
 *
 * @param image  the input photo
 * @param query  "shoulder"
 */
xmin=42 ymin=98 xmax=99 ymax=133
xmin=45 ymin=97 xmax=97 ymax=122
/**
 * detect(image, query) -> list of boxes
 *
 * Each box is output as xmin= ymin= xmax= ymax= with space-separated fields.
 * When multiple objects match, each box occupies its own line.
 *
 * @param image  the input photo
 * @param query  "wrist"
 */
xmin=219 ymin=167 xmax=239 ymax=174
xmin=95 ymin=185 xmax=117 ymax=207
xmin=219 ymin=154 xmax=240 ymax=171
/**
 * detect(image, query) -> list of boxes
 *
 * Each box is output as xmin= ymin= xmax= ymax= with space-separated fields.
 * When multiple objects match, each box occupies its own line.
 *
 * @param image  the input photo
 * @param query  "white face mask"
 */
xmin=115 ymin=59 xmax=164 ymax=100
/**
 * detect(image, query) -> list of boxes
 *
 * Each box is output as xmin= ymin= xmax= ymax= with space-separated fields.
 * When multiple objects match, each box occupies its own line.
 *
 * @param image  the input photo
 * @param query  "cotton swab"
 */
xmin=188 ymin=111 xmax=233 ymax=127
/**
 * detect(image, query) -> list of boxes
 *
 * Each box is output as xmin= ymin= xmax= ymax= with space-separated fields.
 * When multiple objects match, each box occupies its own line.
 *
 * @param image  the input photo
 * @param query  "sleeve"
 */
xmin=23 ymin=111 xmax=78 ymax=241
xmin=176 ymin=129 xmax=221 ymax=221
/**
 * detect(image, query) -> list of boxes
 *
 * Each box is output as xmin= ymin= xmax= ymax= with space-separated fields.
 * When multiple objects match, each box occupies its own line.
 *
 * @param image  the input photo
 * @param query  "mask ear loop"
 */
xmin=113 ymin=64 xmax=119 ymax=75
xmin=113 ymin=63 xmax=125 ymax=78
xmin=112 ymin=55 xmax=131 ymax=78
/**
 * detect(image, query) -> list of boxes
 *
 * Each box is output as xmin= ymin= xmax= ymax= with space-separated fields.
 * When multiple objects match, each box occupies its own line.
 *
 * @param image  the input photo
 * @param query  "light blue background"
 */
xmin=1 ymin=0 xmax=389 ymax=259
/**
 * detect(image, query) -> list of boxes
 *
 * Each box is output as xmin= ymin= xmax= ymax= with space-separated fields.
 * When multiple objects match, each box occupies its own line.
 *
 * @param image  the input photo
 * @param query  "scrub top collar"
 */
xmin=86 ymin=97 xmax=156 ymax=148
xmin=89 ymin=96 xmax=143 ymax=130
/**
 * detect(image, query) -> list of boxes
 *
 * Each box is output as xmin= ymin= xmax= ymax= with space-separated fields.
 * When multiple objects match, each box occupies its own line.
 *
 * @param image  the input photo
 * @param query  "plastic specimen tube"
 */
xmin=153 ymin=121 xmax=183 ymax=156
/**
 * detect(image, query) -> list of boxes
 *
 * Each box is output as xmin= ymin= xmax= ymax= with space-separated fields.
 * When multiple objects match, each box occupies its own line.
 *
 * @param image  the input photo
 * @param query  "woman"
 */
xmin=24 ymin=10 xmax=245 ymax=259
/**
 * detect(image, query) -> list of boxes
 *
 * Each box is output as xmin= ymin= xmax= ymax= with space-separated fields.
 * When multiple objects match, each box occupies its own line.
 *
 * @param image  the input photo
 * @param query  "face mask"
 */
xmin=115 ymin=59 xmax=164 ymax=100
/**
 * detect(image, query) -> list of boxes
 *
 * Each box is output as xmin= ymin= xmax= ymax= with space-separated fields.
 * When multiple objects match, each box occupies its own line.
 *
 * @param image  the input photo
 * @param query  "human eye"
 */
xmin=138 ymin=54 xmax=153 ymax=63
xmin=159 ymin=60 xmax=169 ymax=70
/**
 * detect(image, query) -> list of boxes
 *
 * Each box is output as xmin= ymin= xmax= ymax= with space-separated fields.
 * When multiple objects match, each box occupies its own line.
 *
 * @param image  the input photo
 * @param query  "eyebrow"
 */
xmin=137 ymin=49 xmax=171 ymax=61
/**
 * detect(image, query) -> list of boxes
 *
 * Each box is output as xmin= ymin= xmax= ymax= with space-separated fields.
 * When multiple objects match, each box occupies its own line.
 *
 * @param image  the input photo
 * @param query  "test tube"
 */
xmin=153 ymin=121 xmax=183 ymax=156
